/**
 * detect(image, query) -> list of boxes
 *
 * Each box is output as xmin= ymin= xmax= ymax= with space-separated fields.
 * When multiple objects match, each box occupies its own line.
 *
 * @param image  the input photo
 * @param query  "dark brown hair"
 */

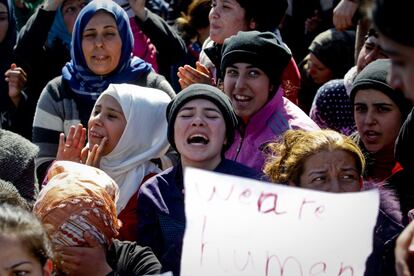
xmin=0 ymin=204 xmax=53 ymax=266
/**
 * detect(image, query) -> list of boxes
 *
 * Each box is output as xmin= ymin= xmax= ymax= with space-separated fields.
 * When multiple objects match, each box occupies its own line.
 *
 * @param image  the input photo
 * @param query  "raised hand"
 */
xmin=333 ymin=0 xmax=359 ymax=31
xmin=396 ymin=221 xmax=414 ymax=276
xmin=56 ymin=232 xmax=113 ymax=276
xmin=42 ymin=0 xmax=65 ymax=11
xmin=129 ymin=0 xmax=147 ymax=20
xmin=177 ymin=61 xmax=213 ymax=90
xmin=5 ymin=63 xmax=27 ymax=107
xmin=81 ymin=136 xmax=107 ymax=167
xmin=56 ymin=124 xmax=87 ymax=163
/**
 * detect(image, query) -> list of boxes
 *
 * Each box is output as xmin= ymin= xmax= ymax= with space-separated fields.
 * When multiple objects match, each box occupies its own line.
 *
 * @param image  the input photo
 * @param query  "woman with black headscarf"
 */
xmin=0 ymin=0 xmax=32 ymax=139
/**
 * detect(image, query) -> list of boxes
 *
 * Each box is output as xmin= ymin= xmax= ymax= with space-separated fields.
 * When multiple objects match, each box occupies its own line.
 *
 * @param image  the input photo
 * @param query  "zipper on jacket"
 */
xmin=233 ymin=123 xmax=246 ymax=161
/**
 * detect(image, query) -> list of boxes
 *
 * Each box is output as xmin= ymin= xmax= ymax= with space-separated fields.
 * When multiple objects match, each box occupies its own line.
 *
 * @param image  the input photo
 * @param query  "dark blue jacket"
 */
xmin=137 ymin=159 xmax=263 ymax=275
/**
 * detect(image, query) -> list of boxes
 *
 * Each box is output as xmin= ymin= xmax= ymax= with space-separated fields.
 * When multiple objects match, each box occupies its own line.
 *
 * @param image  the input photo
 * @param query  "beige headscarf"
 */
xmin=34 ymin=161 xmax=120 ymax=247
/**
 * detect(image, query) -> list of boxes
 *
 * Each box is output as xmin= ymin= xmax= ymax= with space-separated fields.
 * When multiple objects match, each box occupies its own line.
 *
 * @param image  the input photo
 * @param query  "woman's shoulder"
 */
xmin=132 ymin=71 xmax=176 ymax=99
xmin=140 ymin=166 xmax=179 ymax=195
xmin=107 ymin=239 xmax=162 ymax=275
xmin=218 ymin=159 xmax=264 ymax=181
xmin=40 ymin=76 xmax=74 ymax=102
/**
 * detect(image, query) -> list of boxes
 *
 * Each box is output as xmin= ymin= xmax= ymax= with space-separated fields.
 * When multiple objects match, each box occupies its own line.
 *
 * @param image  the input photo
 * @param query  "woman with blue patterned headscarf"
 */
xmin=32 ymin=0 xmax=175 ymax=182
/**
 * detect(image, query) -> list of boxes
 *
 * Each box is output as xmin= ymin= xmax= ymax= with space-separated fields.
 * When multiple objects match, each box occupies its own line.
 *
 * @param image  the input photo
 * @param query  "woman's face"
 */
xmin=62 ymin=0 xmax=87 ymax=34
xmin=354 ymin=89 xmax=403 ymax=154
xmin=174 ymin=98 xmax=226 ymax=170
xmin=356 ymin=35 xmax=388 ymax=73
xmin=0 ymin=2 xmax=8 ymax=44
xmin=0 ymin=235 xmax=52 ymax=276
xmin=88 ymin=94 xmax=126 ymax=156
xmin=208 ymin=0 xmax=253 ymax=44
xmin=379 ymin=33 xmax=414 ymax=103
xmin=295 ymin=150 xmax=361 ymax=193
xmin=307 ymin=53 xmax=333 ymax=85
xmin=223 ymin=63 xmax=271 ymax=118
xmin=82 ymin=11 xmax=122 ymax=75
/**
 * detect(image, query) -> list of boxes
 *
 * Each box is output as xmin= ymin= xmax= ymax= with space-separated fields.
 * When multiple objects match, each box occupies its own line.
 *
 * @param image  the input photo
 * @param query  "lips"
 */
xmin=232 ymin=94 xmax=252 ymax=109
xmin=234 ymin=94 xmax=251 ymax=101
xmin=92 ymin=55 xmax=109 ymax=62
xmin=187 ymin=134 xmax=209 ymax=145
xmin=89 ymin=129 xmax=104 ymax=139
xmin=363 ymin=130 xmax=381 ymax=143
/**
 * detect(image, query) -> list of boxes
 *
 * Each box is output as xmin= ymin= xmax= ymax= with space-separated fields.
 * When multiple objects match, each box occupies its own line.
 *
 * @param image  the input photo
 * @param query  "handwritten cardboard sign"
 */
xmin=180 ymin=168 xmax=379 ymax=276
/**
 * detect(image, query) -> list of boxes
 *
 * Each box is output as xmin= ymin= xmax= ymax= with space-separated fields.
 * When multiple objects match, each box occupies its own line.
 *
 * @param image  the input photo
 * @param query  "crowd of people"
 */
xmin=1 ymin=0 xmax=414 ymax=275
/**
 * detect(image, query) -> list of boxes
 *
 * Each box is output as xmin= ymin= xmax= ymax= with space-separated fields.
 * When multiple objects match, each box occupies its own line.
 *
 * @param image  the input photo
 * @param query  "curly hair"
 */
xmin=264 ymin=129 xmax=365 ymax=185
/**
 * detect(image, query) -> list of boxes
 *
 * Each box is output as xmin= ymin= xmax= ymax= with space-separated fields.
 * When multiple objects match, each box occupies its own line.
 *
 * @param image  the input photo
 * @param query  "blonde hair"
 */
xmin=264 ymin=129 xmax=365 ymax=185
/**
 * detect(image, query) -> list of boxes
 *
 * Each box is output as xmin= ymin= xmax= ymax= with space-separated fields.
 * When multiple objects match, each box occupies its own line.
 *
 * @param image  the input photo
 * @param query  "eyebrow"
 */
xmin=354 ymin=102 xmax=394 ymax=107
xmin=179 ymin=106 xmax=221 ymax=113
xmin=9 ymin=261 xmax=32 ymax=269
xmin=308 ymin=167 xmax=358 ymax=175
xmin=94 ymin=105 xmax=123 ymax=114
xmin=307 ymin=170 xmax=326 ymax=176
xmin=84 ymin=25 xmax=117 ymax=32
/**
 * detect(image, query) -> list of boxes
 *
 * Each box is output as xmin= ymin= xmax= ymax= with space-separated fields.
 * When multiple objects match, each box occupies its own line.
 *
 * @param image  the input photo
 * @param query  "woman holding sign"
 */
xmin=264 ymin=129 xmax=403 ymax=276
xmin=137 ymin=83 xmax=262 ymax=275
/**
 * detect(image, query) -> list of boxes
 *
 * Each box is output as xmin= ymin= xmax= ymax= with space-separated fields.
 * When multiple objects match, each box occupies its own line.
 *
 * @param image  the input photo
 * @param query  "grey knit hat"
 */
xmin=351 ymin=59 xmax=412 ymax=119
xmin=0 ymin=178 xmax=30 ymax=210
xmin=166 ymin=84 xmax=238 ymax=151
xmin=0 ymin=129 xmax=39 ymax=203
xmin=221 ymin=31 xmax=292 ymax=85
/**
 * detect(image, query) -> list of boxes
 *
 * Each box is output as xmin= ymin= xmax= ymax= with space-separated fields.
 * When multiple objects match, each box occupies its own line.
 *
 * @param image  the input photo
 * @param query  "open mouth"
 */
xmin=234 ymin=94 xmax=251 ymax=102
xmin=93 ymin=55 xmax=109 ymax=62
xmin=363 ymin=130 xmax=380 ymax=142
xmin=187 ymin=134 xmax=209 ymax=145
xmin=89 ymin=130 xmax=104 ymax=138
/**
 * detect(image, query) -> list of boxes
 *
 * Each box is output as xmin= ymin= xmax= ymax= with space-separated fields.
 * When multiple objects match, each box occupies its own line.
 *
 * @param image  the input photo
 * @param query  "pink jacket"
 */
xmin=225 ymin=87 xmax=320 ymax=171
xmin=129 ymin=17 xmax=158 ymax=72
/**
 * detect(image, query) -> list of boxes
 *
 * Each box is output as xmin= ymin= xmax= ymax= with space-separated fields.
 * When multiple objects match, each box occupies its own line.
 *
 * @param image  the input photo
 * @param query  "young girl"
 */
xmin=0 ymin=204 xmax=54 ymax=276
xmin=221 ymin=31 xmax=319 ymax=171
xmin=350 ymin=59 xmax=412 ymax=182
xmin=137 ymin=83 xmax=262 ymax=275
xmin=55 ymin=83 xmax=171 ymax=241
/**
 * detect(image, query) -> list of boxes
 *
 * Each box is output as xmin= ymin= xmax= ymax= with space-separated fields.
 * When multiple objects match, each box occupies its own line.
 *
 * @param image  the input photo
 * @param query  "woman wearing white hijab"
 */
xmin=55 ymin=83 xmax=171 ymax=241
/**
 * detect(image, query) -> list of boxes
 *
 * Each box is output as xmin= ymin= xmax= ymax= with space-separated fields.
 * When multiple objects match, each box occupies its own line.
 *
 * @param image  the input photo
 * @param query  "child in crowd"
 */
xmin=221 ymin=31 xmax=319 ymax=171
xmin=137 ymin=83 xmax=262 ymax=275
xmin=55 ymin=83 xmax=171 ymax=241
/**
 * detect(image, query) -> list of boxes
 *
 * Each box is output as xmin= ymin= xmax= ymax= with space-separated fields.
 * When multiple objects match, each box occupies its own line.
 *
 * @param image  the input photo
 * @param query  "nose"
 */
xmin=209 ymin=6 xmax=218 ymax=19
xmin=234 ymin=75 xmax=247 ymax=89
xmin=328 ymin=178 xmax=341 ymax=193
xmin=191 ymin=115 xmax=205 ymax=126
xmin=95 ymin=35 xmax=103 ymax=47
xmin=308 ymin=64 xmax=317 ymax=79
xmin=90 ymin=113 xmax=103 ymax=126
xmin=364 ymin=109 xmax=377 ymax=125
xmin=387 ymin=65 xmax=403 ymax=91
